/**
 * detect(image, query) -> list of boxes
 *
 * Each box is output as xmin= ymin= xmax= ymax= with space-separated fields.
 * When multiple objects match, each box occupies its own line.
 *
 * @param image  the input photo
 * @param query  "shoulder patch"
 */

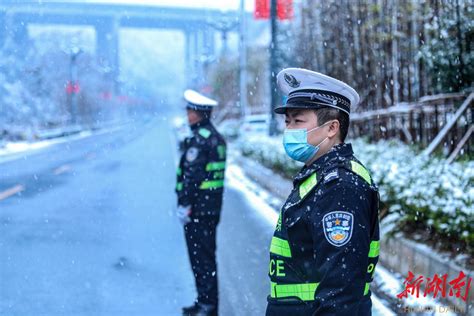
xmin=198 ymin=128 xmax=211 ymax=139
xmin=186 ymin=147 xmax=199 ymax=162
xmin=322 ymin=211 xmax=353 ymax=247
xmin=324 ymin=169 xmax=339 ymax=183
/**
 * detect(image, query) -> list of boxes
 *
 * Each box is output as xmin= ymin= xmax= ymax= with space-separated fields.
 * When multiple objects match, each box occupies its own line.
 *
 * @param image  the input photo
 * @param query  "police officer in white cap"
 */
xmin=176 ymin=89 xmax=226 ymax=316
xmin=266 ymin=68 xmax=380 ymax=315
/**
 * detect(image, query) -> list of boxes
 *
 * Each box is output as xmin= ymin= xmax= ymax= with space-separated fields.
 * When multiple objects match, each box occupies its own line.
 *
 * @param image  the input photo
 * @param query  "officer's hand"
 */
xmin=176 ymin=205 xmax=191 ymax=225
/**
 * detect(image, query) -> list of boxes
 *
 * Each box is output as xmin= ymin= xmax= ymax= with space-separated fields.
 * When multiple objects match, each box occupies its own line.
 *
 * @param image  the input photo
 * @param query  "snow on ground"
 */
xmin=0 ymin=131 xmax=90 ymax=154
xmin=0 ymin=126 xmax=122 ymax=163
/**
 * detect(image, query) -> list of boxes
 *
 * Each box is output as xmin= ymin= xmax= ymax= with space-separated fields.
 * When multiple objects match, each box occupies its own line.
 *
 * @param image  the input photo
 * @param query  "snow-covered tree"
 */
xmin=291 ymin=0 xmax=473 ymax=109
xmin=419 ymin=1 xmax=473 ymax=93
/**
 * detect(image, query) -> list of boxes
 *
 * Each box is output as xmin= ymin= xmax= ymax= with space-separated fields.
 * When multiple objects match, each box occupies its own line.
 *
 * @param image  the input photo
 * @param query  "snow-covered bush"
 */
xmin=237 ymin=135 xmax=474 ymax=254
xmin=239 ymin=135 xmax=301 ymax=178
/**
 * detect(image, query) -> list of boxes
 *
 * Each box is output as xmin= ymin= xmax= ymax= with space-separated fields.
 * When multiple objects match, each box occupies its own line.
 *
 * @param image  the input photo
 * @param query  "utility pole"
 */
xmin=269 ymin=0 xmax=279 ymax=136
xmin=207 ymin=17 xmax=238 ymax=58
xmin=239 ymin=0 xmax=247 ymax=118
xmin=68 ymin=47 xmax=82 ymax=125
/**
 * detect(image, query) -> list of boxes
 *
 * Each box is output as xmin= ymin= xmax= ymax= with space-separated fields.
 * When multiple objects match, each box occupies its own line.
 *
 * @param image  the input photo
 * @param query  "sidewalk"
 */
xmin=0 ymin=120 xmax=135 ymax=164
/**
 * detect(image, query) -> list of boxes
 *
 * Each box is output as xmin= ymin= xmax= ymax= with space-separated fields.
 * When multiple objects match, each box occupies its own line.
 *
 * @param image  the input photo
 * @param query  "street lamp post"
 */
xmin=207 ymin=19 xmax=239 ymax=57
xmin=69 ymin=48 xmax=82 ymax=125
xmin=239 ymin=0 xmax=248 ymax=119
xmin=269 ymin=0 xmax=279 ymax=136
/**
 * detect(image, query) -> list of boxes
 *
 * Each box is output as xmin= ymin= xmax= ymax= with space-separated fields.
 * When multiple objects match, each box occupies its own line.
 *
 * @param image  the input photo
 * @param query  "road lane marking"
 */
xmin=0 ymin=185 xmax=25 ymax=201
xmin=53 ymin=164 xmax=72 ymax=175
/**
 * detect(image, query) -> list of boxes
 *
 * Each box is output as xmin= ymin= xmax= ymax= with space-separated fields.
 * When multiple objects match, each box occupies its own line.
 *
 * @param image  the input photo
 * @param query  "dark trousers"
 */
xmin=184 ymin=216 xmax=219 ymax=308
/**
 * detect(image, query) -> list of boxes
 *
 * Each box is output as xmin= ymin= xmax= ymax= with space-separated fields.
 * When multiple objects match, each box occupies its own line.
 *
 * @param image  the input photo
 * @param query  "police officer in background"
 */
xmin=266 ymin=68 xmax=380 ymax=315
xmin=176 ymin=89 xmax=226 ymax=316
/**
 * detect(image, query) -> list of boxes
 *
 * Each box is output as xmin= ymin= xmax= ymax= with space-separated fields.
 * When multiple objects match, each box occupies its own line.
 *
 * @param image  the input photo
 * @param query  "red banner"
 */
xmin=254 ymin=0 xmax=293 ymax=20
xmin=254 ymin=0 xmax=270 ymax=19
xmin=66 ymin=81 xmax=80 ymax=94
xmin=277 ymin=0 xmax=293 ymax=20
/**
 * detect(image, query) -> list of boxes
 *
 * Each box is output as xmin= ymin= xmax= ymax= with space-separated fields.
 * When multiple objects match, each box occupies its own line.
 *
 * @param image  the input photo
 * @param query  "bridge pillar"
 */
xmin=0 ymin=12 xmax=5 ymax=48
xmin=194 ymin=29 xmax=202 ymax=87
xmin=185 ymin=29 xmax=200 ymax=88
xmin=201 ymin=26 xmax=215 ymax=90
xmin=203 ymin=26 xmax=215 ymax=58
xmin=195 ymin=26 xmax=217 ymax=90
xmin=95 ymin=17 xmax=120 ymax=93
xmin=185 ymin=30 xmax=191 ymax=87
xmin=185 ymin=26 xmax=215 ymax=90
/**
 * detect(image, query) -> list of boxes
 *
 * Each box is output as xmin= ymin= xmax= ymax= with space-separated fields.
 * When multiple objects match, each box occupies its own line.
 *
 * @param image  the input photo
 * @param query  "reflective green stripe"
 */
xmin=206 ymin=161 xmax=226 ymax=171
xmin=364 ymin=283 xmax=370 ymax=295
xmin=271 ymin=282 xmax=319 ymax=301
xmin=299 ymin=172 xmax=317 ymax=199
xmin=364 ymin=282 xmax=370 ymax=295
xmin=177 ymin=167 xmax=182 ymax=176
xmin=276 ymin=212 xmax=282 ymax=232
xmin=213 ymin=171 xmax=224 ymax=179
xmin=350 ymin=161 xmax=372 ymax=185
xmin=176 ymin=182 xmax=183 ymax=191
xmin=199 ymin=180 xmax=224 ymax=189
xmin=270 ymin=236 xmax=292 ymax=258
xmin=368 ymin=240 xmax=380 ymax=258
xmin=198 ymin=128 xmax=211 ymax=138
xmin=217 ymin=145 xmax=226 ymax=159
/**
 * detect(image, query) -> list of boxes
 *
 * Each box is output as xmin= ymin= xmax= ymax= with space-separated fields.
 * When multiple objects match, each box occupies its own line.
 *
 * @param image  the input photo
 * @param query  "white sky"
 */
xmin=79 ymin=0 xmax=255 ymax=11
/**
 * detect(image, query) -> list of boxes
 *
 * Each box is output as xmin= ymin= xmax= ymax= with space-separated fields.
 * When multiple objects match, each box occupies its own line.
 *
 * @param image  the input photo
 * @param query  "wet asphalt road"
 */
xmin=0 ymin=117 xmax=272 ymax=316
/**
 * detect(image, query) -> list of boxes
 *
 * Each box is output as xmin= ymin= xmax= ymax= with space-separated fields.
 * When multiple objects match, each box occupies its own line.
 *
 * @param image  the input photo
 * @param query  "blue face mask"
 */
xmin=283 ymin=123 xmax=330 ymax=163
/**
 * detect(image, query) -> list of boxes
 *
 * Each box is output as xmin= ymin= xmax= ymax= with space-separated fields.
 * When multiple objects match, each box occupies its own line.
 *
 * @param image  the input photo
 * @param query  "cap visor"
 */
xmin=186 ymin=104 xmax=213 ymax=111
xmin=274 ymin=103 xmax=328 ymax=114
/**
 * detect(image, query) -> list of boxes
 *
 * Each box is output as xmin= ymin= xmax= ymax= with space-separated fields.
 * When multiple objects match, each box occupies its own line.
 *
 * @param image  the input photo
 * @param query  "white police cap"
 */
xmin=274 ymin=68 xmax=360 ymax=115
xmin=184 ymin=89 xmax=218 ymax=111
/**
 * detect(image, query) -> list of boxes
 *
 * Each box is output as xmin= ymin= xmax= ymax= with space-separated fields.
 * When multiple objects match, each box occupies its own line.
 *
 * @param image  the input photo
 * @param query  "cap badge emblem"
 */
xmin=284 ymin=73 xmax=300 ymax=88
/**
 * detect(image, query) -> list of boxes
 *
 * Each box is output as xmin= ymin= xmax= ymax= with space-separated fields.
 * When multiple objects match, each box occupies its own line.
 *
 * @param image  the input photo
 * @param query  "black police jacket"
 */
xmin=175 ymin=118 xmax=226 ymax=217
xmin=266 ymin=143 xmax=380 ymax=316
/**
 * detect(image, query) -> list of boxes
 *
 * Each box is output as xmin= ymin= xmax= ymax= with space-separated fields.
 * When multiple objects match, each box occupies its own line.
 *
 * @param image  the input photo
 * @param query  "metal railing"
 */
xmin=350 ymin=92 xmax=473 ymax=161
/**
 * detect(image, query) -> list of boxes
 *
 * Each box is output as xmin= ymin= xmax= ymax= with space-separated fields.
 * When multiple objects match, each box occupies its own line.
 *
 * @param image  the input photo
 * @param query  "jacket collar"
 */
xmin=190 ymin=118 xmax=211 ymax=131
xmin=293 ymin=143 xmax=353 ymax=184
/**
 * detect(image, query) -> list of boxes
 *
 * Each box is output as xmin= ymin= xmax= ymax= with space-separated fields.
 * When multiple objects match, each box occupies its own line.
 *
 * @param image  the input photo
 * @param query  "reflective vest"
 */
xmin=175 ymin=121 xmax=227 ymax=214
xmin=267 ymin=145 xmax=380 ymax=315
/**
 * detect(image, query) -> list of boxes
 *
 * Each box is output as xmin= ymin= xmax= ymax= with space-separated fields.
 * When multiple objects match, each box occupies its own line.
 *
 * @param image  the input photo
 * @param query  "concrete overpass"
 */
xmin=0 ymin=0 xmax=241 ymax=90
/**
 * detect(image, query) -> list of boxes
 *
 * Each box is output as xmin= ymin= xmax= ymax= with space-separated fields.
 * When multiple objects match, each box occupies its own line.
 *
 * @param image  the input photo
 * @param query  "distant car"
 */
xmin=239 ymin=114 xmax=270 ymax=136
xmin=217 ymin=119 xmax=240 ymax=140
